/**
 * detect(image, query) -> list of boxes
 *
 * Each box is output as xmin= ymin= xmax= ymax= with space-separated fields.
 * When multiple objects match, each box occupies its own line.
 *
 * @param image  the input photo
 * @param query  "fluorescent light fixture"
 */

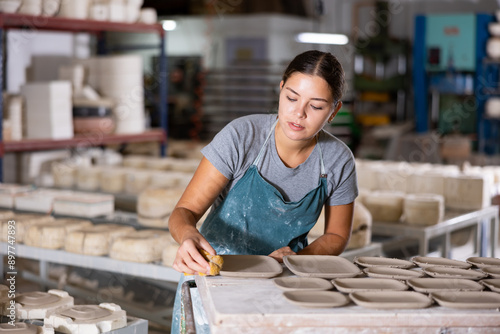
xmin=162 ymin=20 xmax=177 ymax=31
xmin=295 ymin=32 xmax=349 ymax=45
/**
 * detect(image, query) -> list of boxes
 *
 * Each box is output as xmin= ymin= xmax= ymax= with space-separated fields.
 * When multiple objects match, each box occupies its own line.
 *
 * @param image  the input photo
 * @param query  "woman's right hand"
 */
xmin=172 ymin=231 xmax=215 ymax=275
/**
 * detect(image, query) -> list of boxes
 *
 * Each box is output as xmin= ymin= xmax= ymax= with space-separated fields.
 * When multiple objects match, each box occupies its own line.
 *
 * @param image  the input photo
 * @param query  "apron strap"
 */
xmin=253 ymin=119 xmax=327 ymax=178
xmin=252 ymin=118 xmax=278 ymax=166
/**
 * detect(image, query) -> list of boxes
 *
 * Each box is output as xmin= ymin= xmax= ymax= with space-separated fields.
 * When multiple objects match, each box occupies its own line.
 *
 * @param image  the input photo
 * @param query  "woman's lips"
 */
xmin=288 ymin=122 xmax=304 ymax=131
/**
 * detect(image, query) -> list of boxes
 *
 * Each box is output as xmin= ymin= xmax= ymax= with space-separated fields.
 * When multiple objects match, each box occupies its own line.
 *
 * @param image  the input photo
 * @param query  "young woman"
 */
xmin=169 ymin=50 xmax=358 ymax=332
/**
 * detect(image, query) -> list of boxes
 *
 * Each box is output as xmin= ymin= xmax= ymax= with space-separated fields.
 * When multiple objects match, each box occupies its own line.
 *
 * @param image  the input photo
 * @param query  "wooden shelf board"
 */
xmin=1 ymin=129 xmax=166 ymax=153
xmin=0 ymin=13 xmax=164 ymax=34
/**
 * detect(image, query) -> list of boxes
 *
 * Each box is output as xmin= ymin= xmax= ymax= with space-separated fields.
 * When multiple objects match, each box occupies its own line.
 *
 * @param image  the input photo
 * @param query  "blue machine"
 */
xmin=413 ymin=13 xmax=497 ymax=154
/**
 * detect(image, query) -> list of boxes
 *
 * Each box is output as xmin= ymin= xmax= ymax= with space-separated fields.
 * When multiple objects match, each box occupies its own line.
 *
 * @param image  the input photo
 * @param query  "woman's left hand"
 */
xmin=268 ymin=246 xmax=296 ymax=263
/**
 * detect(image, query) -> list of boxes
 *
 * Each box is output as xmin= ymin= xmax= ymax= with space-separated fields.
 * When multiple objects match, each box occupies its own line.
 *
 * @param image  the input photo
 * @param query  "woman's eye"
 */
xmin=286 ymin=96 xmax=297 ymax=102
xmin=311 ymin=105 xmax=323 ymax=110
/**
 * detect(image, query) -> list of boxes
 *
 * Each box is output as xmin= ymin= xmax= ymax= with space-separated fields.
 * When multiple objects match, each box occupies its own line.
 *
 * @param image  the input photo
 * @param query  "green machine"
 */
xmin=415 ymin=13 xmax=480 ymax=135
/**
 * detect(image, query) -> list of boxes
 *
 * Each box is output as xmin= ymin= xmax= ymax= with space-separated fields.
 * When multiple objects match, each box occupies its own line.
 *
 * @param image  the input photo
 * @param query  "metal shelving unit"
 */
xmin=0 ymin=13 xmax=169 ymax=181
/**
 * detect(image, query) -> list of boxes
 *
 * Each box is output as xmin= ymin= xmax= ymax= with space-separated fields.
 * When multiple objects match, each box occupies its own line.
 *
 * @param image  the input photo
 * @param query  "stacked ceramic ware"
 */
xmin=0 ymin=0 xmax=22 ymax=13
xmin=92 ymin=54 xmax=146 ymax=134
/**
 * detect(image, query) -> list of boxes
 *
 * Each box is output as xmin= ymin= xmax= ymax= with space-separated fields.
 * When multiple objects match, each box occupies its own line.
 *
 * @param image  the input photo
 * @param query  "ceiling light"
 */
xmin=295 ymin=32 xmax=349 ymax=45
xmin=162 ymin=20 xmax=177 ymax=31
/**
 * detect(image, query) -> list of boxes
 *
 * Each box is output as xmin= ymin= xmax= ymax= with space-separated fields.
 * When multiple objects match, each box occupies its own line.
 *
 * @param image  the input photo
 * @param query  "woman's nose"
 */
xmin=295 ymin=104 xmax=306 ymax=118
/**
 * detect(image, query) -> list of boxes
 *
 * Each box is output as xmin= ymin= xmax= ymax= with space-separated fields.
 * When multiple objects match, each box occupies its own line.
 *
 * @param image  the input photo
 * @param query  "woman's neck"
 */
xmin=274 ymin=124 xmax=317 ymax=168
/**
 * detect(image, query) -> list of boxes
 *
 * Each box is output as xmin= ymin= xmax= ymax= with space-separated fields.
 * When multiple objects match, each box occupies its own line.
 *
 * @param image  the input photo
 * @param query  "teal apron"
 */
xmin=171 ymin=120 xmax=328 ymax=333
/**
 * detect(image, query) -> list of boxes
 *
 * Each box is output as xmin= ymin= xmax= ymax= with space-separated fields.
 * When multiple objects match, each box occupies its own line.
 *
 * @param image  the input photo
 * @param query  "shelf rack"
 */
xmin=0 ymin=13 xmax=169 ymax=181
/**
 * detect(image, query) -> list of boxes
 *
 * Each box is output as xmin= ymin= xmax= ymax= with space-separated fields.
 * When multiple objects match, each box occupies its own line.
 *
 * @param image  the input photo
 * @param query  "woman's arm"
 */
xmin=168 ymin=157 xmax=229 ymax=274
xmin=298 ymin=202 xmax=354 ymax=256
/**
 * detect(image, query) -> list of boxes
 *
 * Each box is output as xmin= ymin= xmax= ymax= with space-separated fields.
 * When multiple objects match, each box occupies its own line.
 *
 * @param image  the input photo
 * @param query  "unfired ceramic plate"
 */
xmin=283 ymin=255 xmax=362 ymax=279
xmin=481 ymin=278 xmax=500 ymax=292
xmin=481 ymin=266 xmax=500 ymax=278
xmin=349 ymin=291 xmax=433 ymax=309
xmin=423 ymin=266 xmax=487 ymax=280
xmin=431 ymin=291 xmax=500 ymax=309
xmin=363 ymin=267 xmax=424 ymax=280
xmin=354 ymin=256 xmax=415 ymax=269
xmin=466 ymin=257 xmax=500 ymax=269
xmin=332 ymin=278 xmax=408 ymax=293
xmin=219 ymin=255 xmax=283 ymax=278
xmin=273 ymin=277 xmax=333 ymax=291
xmin=283 ymin=290 xmax=350 ymax=308
xmin=407 ymin=278 xmax=484 ymax=293
xmin=412 ymin=256 xmax=471 ymax=269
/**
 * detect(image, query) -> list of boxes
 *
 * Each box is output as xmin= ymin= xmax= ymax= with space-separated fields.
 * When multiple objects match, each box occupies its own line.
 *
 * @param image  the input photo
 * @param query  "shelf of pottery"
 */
xmin=0 ymin=1 xmax=168 ymax=182
xmin=0 ymin=285 xmax=149 ymax=333
xmin=480 ymin=13 xmax=500 ymax=154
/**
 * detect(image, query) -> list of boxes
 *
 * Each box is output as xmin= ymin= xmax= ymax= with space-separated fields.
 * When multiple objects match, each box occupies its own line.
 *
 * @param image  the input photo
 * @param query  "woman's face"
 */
xmin=277 ymin=72 xmax=339 ymax=143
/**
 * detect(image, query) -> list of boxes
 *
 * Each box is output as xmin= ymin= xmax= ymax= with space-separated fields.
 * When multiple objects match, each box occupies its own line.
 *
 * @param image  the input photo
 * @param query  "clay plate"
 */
xmin=219 ymin=255 xmax=283 ymax=278
xmin=431 ymin=291 xmax=500 ymax=309
xmin=349 ymin=291 xmax=432 ymax=309
xmin=273 ymin=277 xmax=333 ymax=291
xmin=60 ymin=305 xmax=112 ymax=320
xmin=0 ymin=323 xmax=38 ymax=333
xmin=363 ymin=267 xmax=424 ymax=280
xmin=332 ymin=278 xmax=408 ymax=293
xmin=423 ymin=266 xmax=487 ymax=280
xmin=480 ymin=278 xmax=500 ymax=292
xmin=481 ymin=266 xmax=500 ymax=279
xmin=412 ymin=256 xmax=471 ymax=269
xmin=407 ymin=278 xmax=484 ymax=293
xmin=16 ymin=291 xmax=60 ymax=306
xmin=466 ymin=257 xmax=500 ymax=269
xmin=283 ymin=255 xmax=362 ymax=279
xmin=283 ymin=290 xmax=350 ymax=308
xmin=354 ymin=256 xmax=414 ymax=269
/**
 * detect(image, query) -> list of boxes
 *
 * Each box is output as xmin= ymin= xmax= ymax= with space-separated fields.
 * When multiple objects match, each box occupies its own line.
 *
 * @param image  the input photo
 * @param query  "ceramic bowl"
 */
xmin=489 ymin=23 xmax=500 ymax=37
xmin=487 ymin=38 xmax=500 ymax=59
xmin=0 ymin=0 xmax=22 ymax=13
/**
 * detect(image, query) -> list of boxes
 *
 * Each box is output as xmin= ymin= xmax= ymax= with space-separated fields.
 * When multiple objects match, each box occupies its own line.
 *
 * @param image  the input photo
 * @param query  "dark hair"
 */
xmin=282 ymin=50 xmax=345 ymax=102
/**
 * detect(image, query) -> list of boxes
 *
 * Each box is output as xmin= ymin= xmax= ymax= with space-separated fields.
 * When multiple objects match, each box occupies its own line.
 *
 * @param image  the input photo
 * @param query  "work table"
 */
xmin=192 ymin=269 xmax=500 ymax=333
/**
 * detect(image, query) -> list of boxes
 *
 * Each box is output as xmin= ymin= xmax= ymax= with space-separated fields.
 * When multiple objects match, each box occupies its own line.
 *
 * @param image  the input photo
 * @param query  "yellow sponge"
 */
xmin=200 ymin=249 xmax=223 ymax=276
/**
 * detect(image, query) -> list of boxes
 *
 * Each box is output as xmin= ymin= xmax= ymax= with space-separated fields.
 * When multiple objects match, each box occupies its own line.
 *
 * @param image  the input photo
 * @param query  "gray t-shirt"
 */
xmin=201 ymin=114 xmax=358 ymax=208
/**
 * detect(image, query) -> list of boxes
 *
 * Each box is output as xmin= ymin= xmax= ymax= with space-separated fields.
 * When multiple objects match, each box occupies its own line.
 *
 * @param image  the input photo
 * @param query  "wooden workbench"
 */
xmin=193 ymin=270 xmax=500 ymax=333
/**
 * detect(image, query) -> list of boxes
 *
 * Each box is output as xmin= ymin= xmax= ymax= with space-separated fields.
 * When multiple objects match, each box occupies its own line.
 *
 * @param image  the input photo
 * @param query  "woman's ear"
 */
xmin=279 ymin=80 xmax=284 ymax=90
xmin=328 ymin=101 xmax=343 ymax=123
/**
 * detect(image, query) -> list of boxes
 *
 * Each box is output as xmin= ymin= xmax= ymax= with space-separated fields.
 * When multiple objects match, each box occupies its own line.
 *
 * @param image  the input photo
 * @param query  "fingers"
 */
xmin=172 ymin=238 xmax=212 ymax=274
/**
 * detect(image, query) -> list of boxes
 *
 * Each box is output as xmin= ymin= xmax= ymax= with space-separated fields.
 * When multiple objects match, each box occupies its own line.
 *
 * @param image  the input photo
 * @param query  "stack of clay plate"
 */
xmin=363 ymin=190 xmax=405 ymax=222
xmin=44 ymin=303 xmax=127 ymax=334
xmin=51 ymin=161 xmax=77 ymax=189
xmin=99 ymin=168 xmax=129 ymax=193
xmin=137 ymin=187 xmax=184 ymax=227
xmin=356 ymin=256 xmax=423 ymax=281
xmin=122 ymin=155 xmax=149 ymax=169
xmin=20 ymin=81 xmax=73 ymax=140
xmin=124 ymin=170 xmax=152 ymax=194
xmin=52 ymin=192 xmax=114 ymax=218
xmin=96 ymin=55 xmax=145 ymax=134
xmin=411 ymin=256 xmax=488 ymax=281
xmin=58 ymin=0 xmax=89 ymax=19
xmin=110 ymin=229 xmax=173 ymax=263
xmin=65 ymin=224 xmax=135 ymax=256
xmin=75 ymin=166 xmax=102 ymax=191
xmin=284 ymin=255 xmax=362 ymax=279
xmin=402 ymin=193 xmax=444 ymax=226
xmin=344 ymin=201 xmax=372 ymax=250
xmin=0 ymin=184 xmax=34 ymax=209
xmin=0 ymin=323 xmax=50 ymax=333
xmin=467 ymin=256 xmax=500 ymax=280
xmin=11 ymin=290 xmax=73 ymax=320
xmin=444 ymin=174 xmax=493 ymax=210
xmin=0 ymin=214 xmax=55 ymax=243
xmin=24 ymin=218 xmax=93 ymax=249
xmin=13 ymin=189 xmax=74 ymax=213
